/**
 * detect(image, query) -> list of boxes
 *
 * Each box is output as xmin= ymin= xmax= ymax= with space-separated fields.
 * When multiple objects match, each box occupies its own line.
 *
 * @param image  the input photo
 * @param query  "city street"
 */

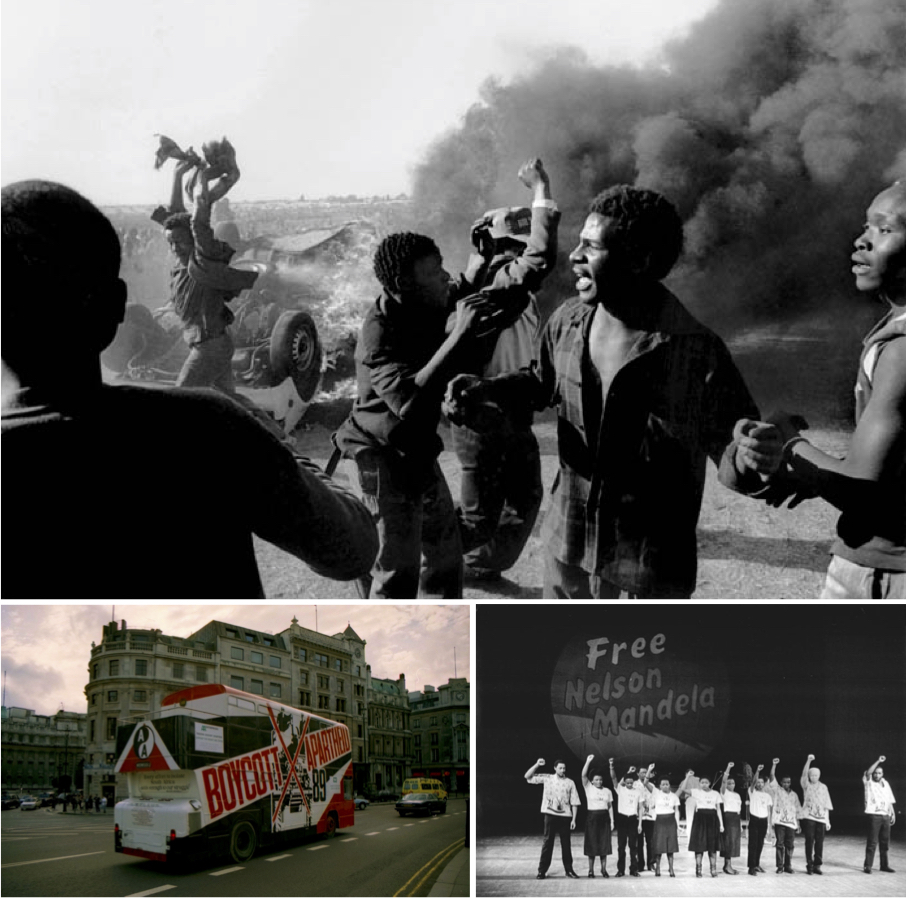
xmin=1 ymin=800 xmax=467 ymax=897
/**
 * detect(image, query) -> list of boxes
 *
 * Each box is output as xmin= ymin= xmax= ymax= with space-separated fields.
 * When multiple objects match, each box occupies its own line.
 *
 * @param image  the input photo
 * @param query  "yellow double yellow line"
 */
xmin=393 ymin=837 xmax=465 ymax=897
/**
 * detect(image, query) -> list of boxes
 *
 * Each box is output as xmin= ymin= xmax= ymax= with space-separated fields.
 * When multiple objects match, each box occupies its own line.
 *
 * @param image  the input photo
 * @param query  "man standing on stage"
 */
xmin=863 ymin=755 xmax=896 ymax=874
xmin=800 ymin=754 xmax=833 ymax=875
xmin=525 ymin=758 xmax=581 ymax=880
xmin=747 ymin=765 xmax=773 ymax=876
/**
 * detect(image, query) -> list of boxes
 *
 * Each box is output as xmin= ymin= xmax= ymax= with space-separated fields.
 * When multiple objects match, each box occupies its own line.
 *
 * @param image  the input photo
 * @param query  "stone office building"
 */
xmin=84 ymin=617 xmax=379 ymax=802
xmin=1 ymin=706 xmax=86 ymax=795
xmin=408 ymin=678 xmax=470 ymax=795
xmin=367 ymin=673 xmax=412 ymax=795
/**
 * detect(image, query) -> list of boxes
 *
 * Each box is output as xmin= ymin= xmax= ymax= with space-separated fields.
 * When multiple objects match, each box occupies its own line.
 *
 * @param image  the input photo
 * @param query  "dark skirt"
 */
xmin=652 ymin=814 xmax=679 ymax=854
xmin=689 ymin=808 xmax=721 ymax=853
xmin=721 ymin=812 xmax=741 ymax=857
xmin=584 ymin=809 xmax=612 ymax=856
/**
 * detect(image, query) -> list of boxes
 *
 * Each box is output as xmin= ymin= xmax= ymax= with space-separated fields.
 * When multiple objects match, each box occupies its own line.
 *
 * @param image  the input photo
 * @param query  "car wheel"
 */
xmin=325 ymin=812 xmax=338 ymax=838
xmin=398 ymin=811 xmax=407 ymax=817
xmin=229 ymin=820 xmax=258 ymax=863
xmin=269 ymin=310 xmax=322 ymax=401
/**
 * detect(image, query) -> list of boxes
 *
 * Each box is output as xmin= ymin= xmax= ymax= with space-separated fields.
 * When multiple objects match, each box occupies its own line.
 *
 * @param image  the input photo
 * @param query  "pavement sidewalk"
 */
xmin=429 ymin=847 xmax=470 ymax=897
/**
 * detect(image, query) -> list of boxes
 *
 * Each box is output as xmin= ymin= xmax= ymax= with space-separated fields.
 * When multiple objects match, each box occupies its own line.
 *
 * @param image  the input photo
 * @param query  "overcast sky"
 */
xmin=0 ymin=604 xmax=470 ymax=717
xmin=1 ymin=0 xmax=717 ymax=203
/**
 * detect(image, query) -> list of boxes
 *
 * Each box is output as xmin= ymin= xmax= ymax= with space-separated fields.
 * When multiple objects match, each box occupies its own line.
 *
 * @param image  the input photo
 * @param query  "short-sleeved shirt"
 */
xmin=801 ymin=781 xmax=833 ymax=822
xmin=584 ymin=782 xmax=613 ymax=812
xmin=691 ymin=789 xmax=722 ymax=812
xmin=651 ymin=790 xmax=680 ymax=816
xmin=616 ymin=784 xmax=642 ymax=817
xmin=721 ymin=790 xmax=742 ymax=814
xmin=864 ymin=778 xmax=896 ymax=816
xmin=529 ymin=774 xmax=581 ymax=817
xmin=772 ymin=788 xmax=802 ymax=829
xmin=749 ymin=790 xmax=773 ymax=819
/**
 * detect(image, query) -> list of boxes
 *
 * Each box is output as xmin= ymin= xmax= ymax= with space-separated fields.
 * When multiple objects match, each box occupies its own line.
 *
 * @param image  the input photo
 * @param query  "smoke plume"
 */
xmin=411 ymin=0 xmax=906 ymax=330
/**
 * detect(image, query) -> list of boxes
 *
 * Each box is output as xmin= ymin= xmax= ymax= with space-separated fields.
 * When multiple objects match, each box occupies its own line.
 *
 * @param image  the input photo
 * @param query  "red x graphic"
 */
xmin=268 ymin=704 xmax=311 ymax=825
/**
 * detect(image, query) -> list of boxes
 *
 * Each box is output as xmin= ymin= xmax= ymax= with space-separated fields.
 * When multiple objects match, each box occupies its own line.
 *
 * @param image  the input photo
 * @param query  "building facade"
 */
xmin=408 ymin=678 xmax=470 ymax=795
xmin=82 ymin=617 xmax=422 ymax=802
xmin=1 ymin=706 xmax=86 ymax=795
xmin=367 ymin=672 xmax=411 ymax=795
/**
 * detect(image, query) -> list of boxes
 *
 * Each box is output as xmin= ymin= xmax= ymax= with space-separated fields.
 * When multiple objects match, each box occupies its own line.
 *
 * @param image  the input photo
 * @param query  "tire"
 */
xmin=398 ymin=810 xmax=407 ymax=817
xmin=229 ymin=820 xmax=258 ymax=863
xmin=269 ymin=310 xmax=322 ymax=401
xmin=325 ymin=812 xmax=338 ymax=838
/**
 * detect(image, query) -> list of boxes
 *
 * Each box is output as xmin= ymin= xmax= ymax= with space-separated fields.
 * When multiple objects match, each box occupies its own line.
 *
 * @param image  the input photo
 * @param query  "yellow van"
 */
xmin=401 ymin=777 xmax=447 ymax=800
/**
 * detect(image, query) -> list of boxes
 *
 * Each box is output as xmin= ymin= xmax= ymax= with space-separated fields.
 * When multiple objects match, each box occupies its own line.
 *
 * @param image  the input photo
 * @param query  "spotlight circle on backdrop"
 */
xmin=550 ymin=628 xmax=730 ymax=773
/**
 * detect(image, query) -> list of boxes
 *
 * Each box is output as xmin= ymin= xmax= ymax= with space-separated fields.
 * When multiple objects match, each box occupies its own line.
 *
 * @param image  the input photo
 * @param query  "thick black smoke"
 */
xmin=411 ymin=0 xmax=906 ymax=330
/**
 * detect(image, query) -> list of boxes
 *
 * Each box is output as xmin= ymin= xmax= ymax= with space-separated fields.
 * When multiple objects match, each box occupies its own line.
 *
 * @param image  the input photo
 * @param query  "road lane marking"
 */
xmin=419 ymin=820 xmax=430 ymax=824
xmin=210 ymin=866 xmax=245 ymax=876
xmin=340 ymin=838 xmax=358 ymax=842
xmin=393 ymin=838 xmax=465 ymax=898
xmin=364 ymin=831 xmax=381 ymax=836
xmin=386 ymin=827 xmax=400 ymax=831
xmin=1 ymin=851 xmax=106 ymax=869
xmin=125 ymin=886 xmax=177 ymax=897
xmin=265 ymin=854 xmax=293 ymax=862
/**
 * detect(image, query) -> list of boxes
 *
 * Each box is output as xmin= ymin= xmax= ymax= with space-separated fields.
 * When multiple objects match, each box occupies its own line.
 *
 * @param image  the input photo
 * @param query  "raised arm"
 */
xmin=749 ymin=764 xmax=765 ymax=796
xmin=769 ymin=758 xmax=779 ymax=785
xmin=801 ymin=754 xmax=815 ymax=792
xmin=581 ymin=754 xmax=594 ymax=788
xmin=865 ymin=754 xmax=886 ymax=780
xmin=721 ymin=761 xmax=734 ymax=796
xmin=608 ymin=757 xmax=619 ymax=791
xmin=525 ymin=757 xmax=546 ymax=782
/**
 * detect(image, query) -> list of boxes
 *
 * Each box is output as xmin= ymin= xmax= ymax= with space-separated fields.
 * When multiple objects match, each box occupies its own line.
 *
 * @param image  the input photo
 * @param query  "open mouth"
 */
xmin=576 ymin=276 xmax=594 ymax=292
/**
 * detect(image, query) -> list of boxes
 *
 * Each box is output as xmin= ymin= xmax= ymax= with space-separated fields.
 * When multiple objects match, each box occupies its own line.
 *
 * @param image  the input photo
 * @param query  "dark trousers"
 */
xmin=639 ymin=819 xmax=654 ymax=869
xmin=616 ymin=815 xmax=639 ymax=874
xmin=543 ymin=553 xmax=692 ymax=600
xmin=800 ymin=819 xmax=826 ymax=869
xmin=452 ymin=422 xmax=542 ymax=573
xmin=864 ymin=814 xmax=891 ymax=870
xmin=774 ymin=824 xmax=795 ymax=871
xmin=353 ymin=451 xmax=462 ymax=599
xmin=177 ymin=332 xmax=235 ymax=393
xmin=538 ymin=814 xmax=574 ymax=875
xmin=747 ymin=816 xmax=768 ymax=869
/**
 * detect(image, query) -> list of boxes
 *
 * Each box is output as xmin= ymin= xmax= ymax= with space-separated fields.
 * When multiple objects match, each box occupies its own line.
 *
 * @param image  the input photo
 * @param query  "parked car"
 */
xmin=375 ymin=789 xmax=400 ymax=802
xmin=354 ymin=796 xmax=370 ymax=810
xmin=1 ymin=795 xmax=20 ymax=810
xmin=18 ymin=796 xmax=38 ymax=811
xmin=395 ymin=792 xmax=447 ymax=817
xmin=37 ymin=792 xmax=56 ymax=808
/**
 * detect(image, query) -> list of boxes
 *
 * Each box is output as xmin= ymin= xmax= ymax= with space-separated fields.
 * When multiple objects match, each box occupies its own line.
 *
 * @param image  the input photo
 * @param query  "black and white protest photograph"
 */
xmin=476 ymin=603 xmax=905 ymax=896
xmin=3 ymin=0 xmax=904 ymax=602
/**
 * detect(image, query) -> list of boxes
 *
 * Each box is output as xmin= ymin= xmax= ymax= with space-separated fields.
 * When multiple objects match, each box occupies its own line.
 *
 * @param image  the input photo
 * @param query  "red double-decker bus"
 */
xmin=113 ymin=684 xmax=353 ymax=863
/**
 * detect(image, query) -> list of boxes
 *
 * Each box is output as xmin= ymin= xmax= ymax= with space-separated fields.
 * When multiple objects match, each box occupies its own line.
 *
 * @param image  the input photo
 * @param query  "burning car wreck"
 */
xmin=102 ymin=219 xmax=375 ymax=434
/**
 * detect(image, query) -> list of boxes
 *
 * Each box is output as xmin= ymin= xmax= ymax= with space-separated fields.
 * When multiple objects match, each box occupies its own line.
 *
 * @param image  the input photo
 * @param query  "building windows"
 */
xmin=245 ymin=633 xmax=256 ymax=643
xmin=455 ymin=713 xmax=466 ymax=724
xmin=109 ymin=660 xmax=120 ymax=676
xmin=195 ymin=666 xmax=208 ymax=682
xmin=263 ymin=637 xmax=275 ymax=647
xmin=299 ymin=691 xmax=311 ymax=706
xmin=431 ymin=748 xmax=439 ymax=762
xmin=225 ymin=628 xmax=239 ymax=639
xmin=317 ymin=675 xmax=330 ymax=690
xmin=415 ymin=734 xmax=421 ymax=747
xmin=455 ymin=729 xmax=468 ymax=761
xmin=231 ymin=647 xmax=244 ymax=661
xmin=250 ymin=679 xmax=264 ymax=695
xmin=430 ymin=716 xmax=437 ymax=726
xmin=135 ymin=659 xmax=148 ymax=676
xmin=430 ymin=733 xmax=439 ymax=745
xmin=415 ymin=749 xmax=422 ymax=763
xmin=270 ymin=683 xmax=281 ymax=699
xmin=357 ymin=702 xmax=364 ymax=716
xmin=92 ymin=663 xmax=99 ymax=680
xmin=134 ymin=690 xmax=148 ymax=702
xmin=318 ymin=695 xmax=330 ymax=710
xmin=337 ymin=679 xmax=344 ymax=693
xmin=354 ymin=684 xmax=364 ymax=697
xmin=413 ymin=719 xmax=421 ymax=729
xmin=299 ymin=671 xmax=308 ymax=686
xmin=230 ymin=675 xmax=244 ymax=690
xmin=359 ymin=747 xmax=363 ymax=762
xmin=251 ymin=651 xmax=263 ymax=665
xmin=357 ymin=724 xmax=363 ymax=737
xmin=314 ymin=653 xmax=329 ymax=668
xmin=106 ymin=717 xmax=117 ymax=740
xmin=173 ymin=663 xmax=184 ymax=679
xmin=269 ymin=656 xmax=281 ymax=669
xmin=90 ymin=720 xmax=96 ymax=741
xmin=336 ymin=698 xmax=346 ymax=712
xmin=355 ymin=665 xmax=361 ymax=677
xmin=91 ymin=694 xmax=98 ymax=706
xmin=333 ymin=658 xmax=342 ymax=671
xmin=297 ymin=648 xmax=307 ymax=662
xmin=107 ymin=690 xmax=118 ymax=702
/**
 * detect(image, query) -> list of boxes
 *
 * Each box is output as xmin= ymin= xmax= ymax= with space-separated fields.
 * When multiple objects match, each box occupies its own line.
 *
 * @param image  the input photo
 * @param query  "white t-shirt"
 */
xmin=749 ymin=790 xmax=773 ymax=819
xmin=651 ymin=790 xmax=680 ymax=816
xmin=864 ymin=778 xmax=896 ymax=816
xmin=691 ymin=789 xmax=722 ymax=812
xmin=616 ymin=784 xmax=642 ymax=817
xmin=721 ymin=790 xmax=742 ymax=814
xmin=529 ymin=774 xmax=580 ymax=817
xmin=584 ymin=782 xmax=613 ymax=812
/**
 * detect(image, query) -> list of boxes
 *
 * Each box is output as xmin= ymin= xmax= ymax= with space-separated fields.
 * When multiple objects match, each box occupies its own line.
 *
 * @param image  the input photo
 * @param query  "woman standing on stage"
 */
xmin=688 ymin=776 xmax=725 ymax=877
xmin=720 ymin=762 xmax=743 ymax=874
xmin=645 ymin=776 xmax=681 ymax=877
xmin=580 ymin=755 xmax=615 ymax=877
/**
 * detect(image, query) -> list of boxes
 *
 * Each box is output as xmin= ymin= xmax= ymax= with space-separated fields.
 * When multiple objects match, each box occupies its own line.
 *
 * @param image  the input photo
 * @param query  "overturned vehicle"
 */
xmin=102 ymin=221 xmax=374 ymax=433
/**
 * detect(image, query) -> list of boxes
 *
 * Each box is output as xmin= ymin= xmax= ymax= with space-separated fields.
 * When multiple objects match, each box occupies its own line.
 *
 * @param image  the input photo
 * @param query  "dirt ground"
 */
xmin=256 ymin=414 xmax=846 ymax=601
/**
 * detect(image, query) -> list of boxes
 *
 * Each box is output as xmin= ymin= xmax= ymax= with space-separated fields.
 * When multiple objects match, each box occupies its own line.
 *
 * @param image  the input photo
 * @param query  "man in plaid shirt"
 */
xmin=446 ymin=185 xmax=782 ymax=599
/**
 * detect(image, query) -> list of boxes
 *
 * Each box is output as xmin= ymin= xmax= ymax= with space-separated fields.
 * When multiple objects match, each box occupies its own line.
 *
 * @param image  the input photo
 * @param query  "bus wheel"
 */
xmin=325 ymin=812 xmax=338 ymax=838
xmin=229 ymin=820 xmax=258 ymax=863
